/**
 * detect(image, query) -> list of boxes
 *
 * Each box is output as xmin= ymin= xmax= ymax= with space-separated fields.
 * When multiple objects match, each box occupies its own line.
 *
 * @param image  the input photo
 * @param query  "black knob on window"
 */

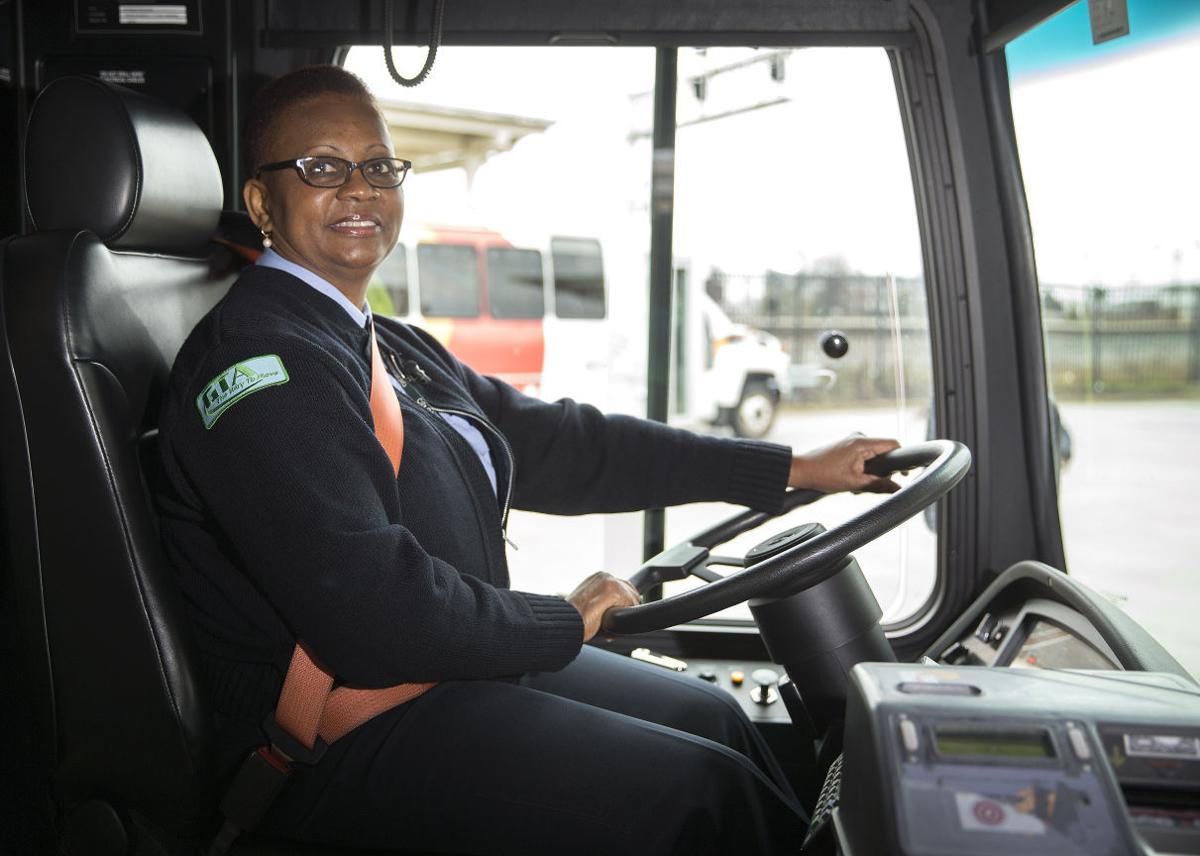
xmin=820 ymin=330 xmax=849 ymax=359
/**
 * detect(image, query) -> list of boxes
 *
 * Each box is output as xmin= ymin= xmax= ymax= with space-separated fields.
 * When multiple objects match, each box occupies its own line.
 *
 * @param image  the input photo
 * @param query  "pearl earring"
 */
xmin=261 ymin=229 xmax=273 ymax=249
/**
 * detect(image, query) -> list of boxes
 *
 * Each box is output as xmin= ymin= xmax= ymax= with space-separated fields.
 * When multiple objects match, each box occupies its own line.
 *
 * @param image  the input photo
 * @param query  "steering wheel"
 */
xmin=602 ymin=439 xmax=972 ymax=635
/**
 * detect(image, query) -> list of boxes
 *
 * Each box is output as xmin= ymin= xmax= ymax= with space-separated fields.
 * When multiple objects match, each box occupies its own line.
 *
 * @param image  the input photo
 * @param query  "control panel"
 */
xmin=836 ymin=663 xmax=1200 ymax=856
xmin=627 ymin=648 xmax=793 ymax=724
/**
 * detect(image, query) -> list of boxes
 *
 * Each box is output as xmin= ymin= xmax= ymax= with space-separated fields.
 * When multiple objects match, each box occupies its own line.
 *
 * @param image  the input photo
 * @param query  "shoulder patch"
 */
xmin=196 ymin=354 xmax=289 ymax=429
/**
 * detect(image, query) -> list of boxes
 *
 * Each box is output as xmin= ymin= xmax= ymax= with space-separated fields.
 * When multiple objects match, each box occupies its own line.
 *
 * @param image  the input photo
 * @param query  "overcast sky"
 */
xmin=348 ymin=33 xmax=1199 ymax=289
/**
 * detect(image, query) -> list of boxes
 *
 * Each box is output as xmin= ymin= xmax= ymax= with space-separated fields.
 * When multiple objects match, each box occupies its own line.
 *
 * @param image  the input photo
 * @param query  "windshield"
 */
xmin=347 ymin=44 xmax=937 ymax=626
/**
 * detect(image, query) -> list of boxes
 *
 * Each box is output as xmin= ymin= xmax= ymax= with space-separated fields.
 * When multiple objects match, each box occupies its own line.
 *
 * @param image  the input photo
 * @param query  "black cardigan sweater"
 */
xmin=157 ymin=265 xmax=792 ymax=728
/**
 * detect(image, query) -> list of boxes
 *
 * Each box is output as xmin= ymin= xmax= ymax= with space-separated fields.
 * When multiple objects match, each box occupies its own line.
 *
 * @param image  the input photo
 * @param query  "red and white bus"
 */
xmin=368 ymin=224 xmax=614 ymax=398
xmin=368 ymin=224 xmax=794 ymax=436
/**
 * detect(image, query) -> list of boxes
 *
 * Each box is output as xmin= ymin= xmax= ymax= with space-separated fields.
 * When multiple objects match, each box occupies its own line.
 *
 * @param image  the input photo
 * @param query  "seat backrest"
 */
xmin=0 ymin=75 xmax=236 ymax=846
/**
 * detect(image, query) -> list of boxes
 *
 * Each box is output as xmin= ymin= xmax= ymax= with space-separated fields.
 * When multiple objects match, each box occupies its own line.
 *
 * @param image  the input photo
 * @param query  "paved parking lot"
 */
xmin=506 ymin=399 xmax=1200 ymax=678
xmin=1054 ymin=400 xmax=1200 ymax=678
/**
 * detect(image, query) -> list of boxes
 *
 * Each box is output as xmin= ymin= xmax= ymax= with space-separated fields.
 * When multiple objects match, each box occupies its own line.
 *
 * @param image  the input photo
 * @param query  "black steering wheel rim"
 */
xmin=602 ymin=439 xmax=972 ymax=635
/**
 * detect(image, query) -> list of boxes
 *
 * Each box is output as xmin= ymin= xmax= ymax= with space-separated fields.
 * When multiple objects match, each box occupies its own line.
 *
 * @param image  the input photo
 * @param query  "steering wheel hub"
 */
xmin=745 ymin=522 xmax=824 ymax=565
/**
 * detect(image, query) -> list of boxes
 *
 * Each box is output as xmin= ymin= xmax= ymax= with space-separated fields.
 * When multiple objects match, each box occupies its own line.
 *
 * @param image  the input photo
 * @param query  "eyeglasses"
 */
xmin=256 ymin=156 xmax=412 ymax=189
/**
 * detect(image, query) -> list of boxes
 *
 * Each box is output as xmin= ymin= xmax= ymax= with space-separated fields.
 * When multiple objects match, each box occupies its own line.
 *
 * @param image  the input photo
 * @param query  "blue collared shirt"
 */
xmin=257 ymin=249 xmax=498 ymax=494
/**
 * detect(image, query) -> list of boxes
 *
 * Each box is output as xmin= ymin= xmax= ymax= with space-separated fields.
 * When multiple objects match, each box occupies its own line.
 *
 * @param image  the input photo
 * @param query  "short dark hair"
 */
xmin=243 ymin=65 xmax=377 ymax=175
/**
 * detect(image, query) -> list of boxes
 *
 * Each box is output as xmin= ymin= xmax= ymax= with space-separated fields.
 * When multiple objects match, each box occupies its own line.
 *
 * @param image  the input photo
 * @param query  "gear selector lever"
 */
xmin=750 ymin=668 xmax=779 ymax=705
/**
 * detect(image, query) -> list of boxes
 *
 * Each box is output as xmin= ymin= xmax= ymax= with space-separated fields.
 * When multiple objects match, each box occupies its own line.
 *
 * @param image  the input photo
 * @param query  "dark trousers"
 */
xmin=261 ymin=647 xmax=808 ymax=855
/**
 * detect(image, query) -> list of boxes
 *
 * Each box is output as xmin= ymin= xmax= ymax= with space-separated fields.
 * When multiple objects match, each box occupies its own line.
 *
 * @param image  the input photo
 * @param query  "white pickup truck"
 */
xmin=692 ymin=294 xmax=835 ymax=439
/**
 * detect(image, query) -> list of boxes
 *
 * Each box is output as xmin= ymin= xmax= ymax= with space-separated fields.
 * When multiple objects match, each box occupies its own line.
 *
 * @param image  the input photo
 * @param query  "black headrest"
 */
xmin=24 ymin=75 xmax=223 ymax=255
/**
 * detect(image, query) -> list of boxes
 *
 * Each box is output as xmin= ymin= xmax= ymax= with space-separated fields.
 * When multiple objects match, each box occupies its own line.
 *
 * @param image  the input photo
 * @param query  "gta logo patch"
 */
xmin=196 ymin=354 xmax=289 ymax=429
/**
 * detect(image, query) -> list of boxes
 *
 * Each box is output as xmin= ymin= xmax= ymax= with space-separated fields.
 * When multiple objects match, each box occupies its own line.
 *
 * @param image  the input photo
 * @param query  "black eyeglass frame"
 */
xmin=255 ymin=156 xmax=413 ymax=188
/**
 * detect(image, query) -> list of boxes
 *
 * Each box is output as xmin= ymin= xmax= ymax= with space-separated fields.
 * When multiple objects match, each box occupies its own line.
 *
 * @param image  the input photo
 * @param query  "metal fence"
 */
xmin=713 ymin=271 xmax=932 ymax=405
xmin=712 ymin=271 xmax=1200 ymax=404
xmin=1041 ymin=284 xmax=1200 ymax=396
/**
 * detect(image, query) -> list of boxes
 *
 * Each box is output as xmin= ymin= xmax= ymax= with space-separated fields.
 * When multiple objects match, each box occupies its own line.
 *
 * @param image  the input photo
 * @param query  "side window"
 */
xmin=487 ymin=247 xmax=544 ymax=319
xmin=1007 ymin=5 xmax=1200 ymax=674
xmin=418 ymin=243 xmax=479 ymax=318
xmin=551 ymin=237 xmax=606 ymax=319
xmin=374 ymin=245 xmax=408 ymax=316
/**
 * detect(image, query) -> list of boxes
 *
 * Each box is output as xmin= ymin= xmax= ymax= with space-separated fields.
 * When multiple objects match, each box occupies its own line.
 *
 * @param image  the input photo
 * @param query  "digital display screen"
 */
xmin=1124 ymin=733 xmax=1200 ymax=760
xmin=935 ymin=727 xmax=1056 ymax=759
xmin=1009 ymin=619 xmax=1115 ymax=670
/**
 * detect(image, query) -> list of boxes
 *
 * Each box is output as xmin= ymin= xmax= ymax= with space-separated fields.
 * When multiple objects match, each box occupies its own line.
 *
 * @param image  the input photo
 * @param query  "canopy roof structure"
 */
xmin=377 ymin=99 xmax=552 ymax=182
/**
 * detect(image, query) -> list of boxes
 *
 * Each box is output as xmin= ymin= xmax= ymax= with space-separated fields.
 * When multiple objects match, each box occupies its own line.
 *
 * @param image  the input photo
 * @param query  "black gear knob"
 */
xmin=820 ymin=330 xmax=849 ymax=359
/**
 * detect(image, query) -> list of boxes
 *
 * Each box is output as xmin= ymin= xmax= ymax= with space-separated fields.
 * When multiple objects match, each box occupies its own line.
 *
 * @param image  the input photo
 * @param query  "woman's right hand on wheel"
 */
xmin=566 ymin=572 xmax=641 ymax=643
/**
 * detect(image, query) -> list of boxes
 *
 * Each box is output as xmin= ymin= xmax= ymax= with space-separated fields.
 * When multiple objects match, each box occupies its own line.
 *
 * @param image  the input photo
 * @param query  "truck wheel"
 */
xmin=731 ymin=380 xmax=778 ymax=439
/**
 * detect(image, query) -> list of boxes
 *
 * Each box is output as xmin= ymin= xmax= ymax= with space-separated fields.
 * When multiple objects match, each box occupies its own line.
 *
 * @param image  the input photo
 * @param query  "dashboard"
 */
xmin=924 ymin=560 xmax=1191 ymax=678
xmin=819 ymin=560 xmax=1200 ymax=856
xmin=939 ymin=595 xmax=1120 ymax=671
xmin=615 ymin=560 xmax=1198 ymax=854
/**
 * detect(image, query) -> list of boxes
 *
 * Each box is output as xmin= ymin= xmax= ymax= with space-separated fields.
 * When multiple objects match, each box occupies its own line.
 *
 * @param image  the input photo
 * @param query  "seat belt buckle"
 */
xmin=261 ymin=712 xmax=329 ymax=765
xmin=217 ymin=746 xmax=294 ymax=835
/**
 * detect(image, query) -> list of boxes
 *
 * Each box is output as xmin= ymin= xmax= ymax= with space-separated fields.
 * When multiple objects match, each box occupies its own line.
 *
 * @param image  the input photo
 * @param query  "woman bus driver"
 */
xmin=157 ymin=65 xmax=899 ymax=855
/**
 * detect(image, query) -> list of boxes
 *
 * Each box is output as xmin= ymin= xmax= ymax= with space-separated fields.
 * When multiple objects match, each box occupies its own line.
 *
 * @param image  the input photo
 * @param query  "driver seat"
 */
xmin=0 ymin=75 xmax=411 ymax=855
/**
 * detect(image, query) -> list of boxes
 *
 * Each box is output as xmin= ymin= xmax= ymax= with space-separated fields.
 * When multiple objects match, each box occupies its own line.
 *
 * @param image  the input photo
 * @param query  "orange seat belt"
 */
xmin=272 ymin=318 xmax=435 ymax=753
